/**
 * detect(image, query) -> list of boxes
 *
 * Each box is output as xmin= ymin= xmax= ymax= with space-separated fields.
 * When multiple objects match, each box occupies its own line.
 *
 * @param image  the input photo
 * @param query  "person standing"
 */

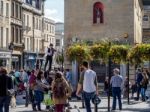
xmin=76 ymin=61 xmax=98 ymax=112
xmin=140 ymin=72 xmax=149 ymax=101
xmin=52 ymin=72 xmax=72 ymax=112
xmin=110 ymin=68 xmax=123 ymax=111
xmin=136 ymin=68 xmax=143 ymax=100
xmin=0 ymin=68 xmax=13 ymax=112
xmin=44 ymin=43 xmax=56 ymax=71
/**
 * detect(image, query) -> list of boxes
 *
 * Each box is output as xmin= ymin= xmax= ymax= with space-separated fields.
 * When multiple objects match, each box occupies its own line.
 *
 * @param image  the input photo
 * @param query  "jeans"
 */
xmin=83 ymin=91 xmax=95 ymax=112
xmin=137 ymin=85 xmax=141 ymax=100
xmin=112 ymin=87 xmax=122 ymax=110
xmin=0 ymin=96 xmax=11 ymax=112
xmin=29 ymin=89 xmax=36 ymax=110
xmin=44 ymin=56 xmax=53 ymax=71
xmin=141 ymin=88 xmax=146 ymax=100
xmin=34 ymin=90 xmax=44 ymax=110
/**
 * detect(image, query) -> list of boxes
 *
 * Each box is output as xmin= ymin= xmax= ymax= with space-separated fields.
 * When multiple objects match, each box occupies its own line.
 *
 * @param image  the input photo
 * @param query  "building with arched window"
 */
xmin=93 ymin=2 xmax=104 ymax=24
xmin=65 ymin=0 xmax=143 ymax=45
xmin=64 ymin=0 xmax=143 ymax=85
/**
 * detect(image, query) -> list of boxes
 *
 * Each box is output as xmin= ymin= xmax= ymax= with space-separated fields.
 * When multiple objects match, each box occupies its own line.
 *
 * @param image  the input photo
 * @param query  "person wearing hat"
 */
xmin=44 ymin=43 xmax=56 ymax=71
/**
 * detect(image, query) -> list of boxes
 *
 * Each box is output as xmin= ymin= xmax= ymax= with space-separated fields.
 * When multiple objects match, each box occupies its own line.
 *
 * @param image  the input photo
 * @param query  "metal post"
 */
xmin=108 ymin=42 xmax=111 ymax=112
xmin=94 ymin=104 xmax=98 ymax=112
xmin=62 ymin=48 xmax=64 ymax=72
xmin=127 ymin=60 xmax=130 ymax=104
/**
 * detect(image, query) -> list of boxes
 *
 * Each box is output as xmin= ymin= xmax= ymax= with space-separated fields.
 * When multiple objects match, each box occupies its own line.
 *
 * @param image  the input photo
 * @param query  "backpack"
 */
xmin=53 ymin=80 xmax=66 ymax=98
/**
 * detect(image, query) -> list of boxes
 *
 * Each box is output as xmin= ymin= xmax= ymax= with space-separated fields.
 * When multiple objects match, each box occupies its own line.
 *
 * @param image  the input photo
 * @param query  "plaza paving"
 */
xmin=10 ymin=96 xmax=150 ymax=112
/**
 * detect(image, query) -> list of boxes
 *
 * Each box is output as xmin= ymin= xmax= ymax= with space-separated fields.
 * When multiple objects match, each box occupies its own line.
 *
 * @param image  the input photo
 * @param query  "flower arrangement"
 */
xmin=108 ymin=45 xmax=129 ymax=63
xmin=90 ymin=42 xmax=110 ymax=61
xmin=128 ymin=44 xmax=150 ymax=64
xmin=66 ymin=44 xmax=91 ymax=62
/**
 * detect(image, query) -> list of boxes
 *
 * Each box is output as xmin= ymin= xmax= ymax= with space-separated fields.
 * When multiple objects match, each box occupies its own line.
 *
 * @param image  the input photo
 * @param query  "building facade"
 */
xmin=55 ymin=22 xmax=64 ymax=68
xmin=142 ymin=0 xmax=150 ymax=43
xmin=10 ymin=0 xmax=24 ymax=70
xmin=43 ymin=17 xmax=55 ymax=50
xmin=22 ymin=0 xmax=45 ymax=70
xmin=43 ymin=17 xmax=56 ymax=69
xmin=0 ymin=0 xmax=12 ymax=71
xmin=65 ymin=0 xmax=143 ymax=45
xmin=65 ymin=0 xmax=143 ymax=84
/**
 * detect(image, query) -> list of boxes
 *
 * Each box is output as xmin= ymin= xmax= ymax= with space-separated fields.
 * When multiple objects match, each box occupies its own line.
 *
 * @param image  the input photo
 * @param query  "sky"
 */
xmin=45 ymin=0 xmax=64 ymax=22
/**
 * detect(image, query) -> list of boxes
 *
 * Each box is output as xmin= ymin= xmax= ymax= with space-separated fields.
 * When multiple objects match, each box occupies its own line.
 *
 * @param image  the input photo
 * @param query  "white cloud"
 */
xmin=45 ymin=9 xmax=62 ymax=22
xmin=45 ymin=9 xmax=58 ymax=16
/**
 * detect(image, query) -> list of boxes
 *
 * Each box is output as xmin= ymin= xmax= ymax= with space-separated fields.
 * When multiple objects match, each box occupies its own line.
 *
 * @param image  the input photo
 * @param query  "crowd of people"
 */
xmin=0 ymin=67 xmax=73 ymax=112
xmin=0 ymin=61 xmax=150 ymax=112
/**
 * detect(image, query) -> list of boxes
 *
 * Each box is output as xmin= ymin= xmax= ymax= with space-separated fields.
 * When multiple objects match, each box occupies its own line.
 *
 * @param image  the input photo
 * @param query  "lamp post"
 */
xmin=108 ymin=41 xmax=111 ymax=112
xmin=123 ymin=33 xmax=130 ymax=104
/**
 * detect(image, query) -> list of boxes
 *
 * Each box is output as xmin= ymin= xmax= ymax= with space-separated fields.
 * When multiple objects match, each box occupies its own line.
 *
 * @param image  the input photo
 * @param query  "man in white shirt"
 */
xmin=76 ymin=61 xmax=98 ymax=112
xmin=44 ymin=44 xmax=56 ymax=71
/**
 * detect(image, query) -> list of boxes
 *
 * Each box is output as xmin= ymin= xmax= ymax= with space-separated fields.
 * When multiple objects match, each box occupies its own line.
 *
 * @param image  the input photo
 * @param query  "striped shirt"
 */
xmin=110 ymin=75 xmax=123 ymax=88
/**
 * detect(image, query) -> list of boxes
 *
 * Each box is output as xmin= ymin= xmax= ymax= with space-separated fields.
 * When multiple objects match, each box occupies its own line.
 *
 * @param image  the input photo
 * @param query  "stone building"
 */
xmin=22 ymin=0 xmax=45 ymax=70
xmin=55 ymin=22 xmax=64 ymax=68
xmin=0 ymin=0 xmax=12 ymax=71
xmin=65 ymin=0 xmax=143 ymax=45
xmin=43 ymin=17 xmax=55 ymax=51
xmin=10 ymin=0 xmax=24 ymax=70
xmin=43 ymin=17 xmax=56 ymax=69
xmin=65 ymin=0 xmax=143 ymax=84
xmin=142 ymin=0 xmax=150 ymax=43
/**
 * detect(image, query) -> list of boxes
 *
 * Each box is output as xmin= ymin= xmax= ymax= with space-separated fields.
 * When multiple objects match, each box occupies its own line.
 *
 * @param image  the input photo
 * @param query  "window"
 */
xmin=20 ymin=29 xmax=22 ymax=43
xmin=93 ymin=2 xmax=104 ymax=24
xmin=36 ymin=18 xmax=38 ymax=29
xmin=0 ymin=1 xmax=3 ymax=15
xmin=143 ymin=15 xmax=149 ymax=21
xmin=6 ymin=3 xmax=9 ymax=17
xmin=12 ymin=2 xmax=14 ymax=17
xmin=56 ymin=39 xmax=60 ymax=46
xmin=23 ymin=14 xmax=26 ymax=26
xmin=6 ymin=28 xmax=9 ymax=46
xmin=11 ymin=26 xmax=14 ymax=42
xmin=16 ymin=27 xmax=18 ymax=43
xmin=19 ymin=5 xmax=22 ymax=19
xmin=0 ymin=27 xmax=3 ymax=47
xmin=16 ymin=4 xmax=18 ymax=18
xmin=27 ymin=15 xmax=29 ymax=26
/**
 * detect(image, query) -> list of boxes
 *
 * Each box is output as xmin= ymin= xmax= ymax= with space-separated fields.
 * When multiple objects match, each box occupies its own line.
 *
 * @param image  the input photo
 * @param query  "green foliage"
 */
xmin=56 ymin=53 xmax=64 ymax=64
xmin=66 ymin=44 xmax=91 ymax=63
xmin=128 ymin=44 xmax=150 ymax=64
xmin=90 ymin=41 xmax=110 ymax=61
xmin=108 ymin=45 xmax=129 ymax=63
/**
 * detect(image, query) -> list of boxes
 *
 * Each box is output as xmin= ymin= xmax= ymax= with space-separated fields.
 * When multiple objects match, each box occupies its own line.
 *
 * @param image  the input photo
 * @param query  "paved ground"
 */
xmin=10 ymin=96 xmax=150 ymax=112
xmin=10 ymin=85 xmax=150 ymax=112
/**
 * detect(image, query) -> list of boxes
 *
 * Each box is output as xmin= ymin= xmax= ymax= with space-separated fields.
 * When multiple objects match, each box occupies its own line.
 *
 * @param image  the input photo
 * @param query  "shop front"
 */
xmin=24 ymin=52 xmax=37 ymax=70
xmin=0 ymin=51 xmax=11 ymax=71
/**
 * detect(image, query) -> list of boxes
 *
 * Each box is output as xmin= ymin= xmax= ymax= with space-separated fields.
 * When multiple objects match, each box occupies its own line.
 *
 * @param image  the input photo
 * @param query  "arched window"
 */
xmin=93 ymin=2 xmax=104 ymax=24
